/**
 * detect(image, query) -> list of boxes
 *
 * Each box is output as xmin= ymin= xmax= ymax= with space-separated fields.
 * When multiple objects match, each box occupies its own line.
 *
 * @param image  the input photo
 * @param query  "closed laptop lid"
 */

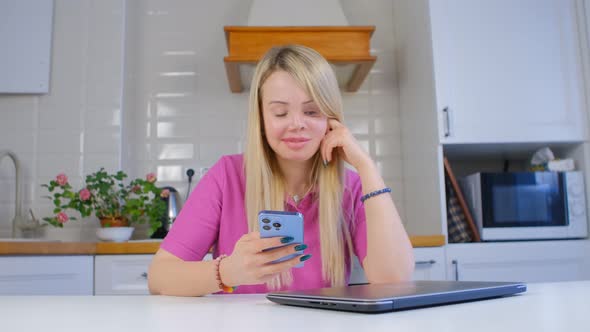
xmin=267 ymin=280 xmax=527 ymax=313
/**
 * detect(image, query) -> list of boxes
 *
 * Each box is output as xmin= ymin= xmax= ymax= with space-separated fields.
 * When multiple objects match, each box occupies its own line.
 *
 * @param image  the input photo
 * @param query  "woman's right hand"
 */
xmin=219 ymin=231 xmax=309 ymax=287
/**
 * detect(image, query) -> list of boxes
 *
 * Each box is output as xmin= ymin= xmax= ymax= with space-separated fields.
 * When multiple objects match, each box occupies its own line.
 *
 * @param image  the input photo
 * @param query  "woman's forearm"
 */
xmin=356 ymin=160 xmax=415 ymax=283
xmin=148 ymin=250 xmax=220 ymax=296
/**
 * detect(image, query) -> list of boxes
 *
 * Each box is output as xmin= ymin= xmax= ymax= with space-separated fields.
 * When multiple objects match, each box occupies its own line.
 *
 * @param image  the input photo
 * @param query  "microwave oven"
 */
xmin=459 ymin=171 xmax=588 ymax=241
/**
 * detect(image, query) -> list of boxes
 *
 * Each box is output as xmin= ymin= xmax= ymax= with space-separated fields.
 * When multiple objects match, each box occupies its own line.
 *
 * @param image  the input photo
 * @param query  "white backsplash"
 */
xmin=0 ymin=0 xmax=404 ymax=241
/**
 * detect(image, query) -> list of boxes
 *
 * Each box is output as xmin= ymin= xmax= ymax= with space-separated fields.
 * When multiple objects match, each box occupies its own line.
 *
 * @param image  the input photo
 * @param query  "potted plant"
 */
xmin=42 ymin=168 xmax=168 ymax=241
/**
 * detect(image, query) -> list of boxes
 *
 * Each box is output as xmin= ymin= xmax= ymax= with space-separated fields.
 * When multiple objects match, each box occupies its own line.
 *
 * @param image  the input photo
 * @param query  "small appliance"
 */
xmin=150 ymin=186 xmax=181 ymax=239
xmin=459 ymin=171 xmax=587 ymax=241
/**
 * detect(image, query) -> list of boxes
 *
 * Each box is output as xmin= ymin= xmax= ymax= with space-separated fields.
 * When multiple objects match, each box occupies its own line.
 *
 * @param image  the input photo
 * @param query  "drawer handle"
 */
xmin=140 ymin=272 xmax=148 ymax=280
xmin=415 ymin=260 xmax=436 ymax=266
xmin=452 ymin=260 xmax=460 ymax=281
xmin=443 ymin=107 xmax=451 ymax=137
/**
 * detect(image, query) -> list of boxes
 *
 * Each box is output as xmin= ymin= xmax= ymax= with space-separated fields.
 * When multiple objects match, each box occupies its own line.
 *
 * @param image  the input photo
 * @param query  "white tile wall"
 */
xmin=0 ymin=0 xmax=405 ymax=240
xmin=0 ymin=0 xmax=125 ymax=240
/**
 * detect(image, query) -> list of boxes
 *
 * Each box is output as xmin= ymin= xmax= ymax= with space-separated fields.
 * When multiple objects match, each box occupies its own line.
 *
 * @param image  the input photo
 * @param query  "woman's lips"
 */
xmin=282 ymin=137 xmax=310 ymax=150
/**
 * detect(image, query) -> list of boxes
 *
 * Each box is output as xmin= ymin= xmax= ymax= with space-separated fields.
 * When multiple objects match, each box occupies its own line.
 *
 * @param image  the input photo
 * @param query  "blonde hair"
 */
xmin=244 ymin=45 xmax=354 ymax=289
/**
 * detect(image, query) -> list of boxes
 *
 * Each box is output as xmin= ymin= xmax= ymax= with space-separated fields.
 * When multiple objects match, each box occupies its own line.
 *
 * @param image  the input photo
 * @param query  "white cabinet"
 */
xmin=94 ymin=255 xmax=153 ymax=295
xmin=445 ymin=240 xmax=590 ymax=283
xmin=0 ymin=256 xmax=93 ymax=295
xmin=394 ymin=0 xmax=590 ymax=239
xmin=413 ymin=247 xmax=446 ymax=281
xmin=349 ymin=247 xmax=446 ymax=284
xmin=94 ymin=253 xmax=213 ymax=295
xmin=430 ymin=0 xmax=586 ymax=144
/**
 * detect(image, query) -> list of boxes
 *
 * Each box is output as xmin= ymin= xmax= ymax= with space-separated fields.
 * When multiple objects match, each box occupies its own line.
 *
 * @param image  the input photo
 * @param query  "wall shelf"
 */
xmin=223 ymin=26 xmax=377 ymax=93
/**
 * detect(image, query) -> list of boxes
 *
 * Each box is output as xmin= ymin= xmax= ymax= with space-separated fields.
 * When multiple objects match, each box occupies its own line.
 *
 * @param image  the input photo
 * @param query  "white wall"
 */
xmin=0 ymin=0 xmax=404 ymax=241
xmin=0 ymin=0 xmax=125 ymax=240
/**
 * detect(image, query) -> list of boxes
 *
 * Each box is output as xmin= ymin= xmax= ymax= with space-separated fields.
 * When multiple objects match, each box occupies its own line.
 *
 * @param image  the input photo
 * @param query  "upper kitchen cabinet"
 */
xmin=402 ymin=0 xmax=588 ymax=145
xmin=393 ymin=0 xmax=590 ymax=237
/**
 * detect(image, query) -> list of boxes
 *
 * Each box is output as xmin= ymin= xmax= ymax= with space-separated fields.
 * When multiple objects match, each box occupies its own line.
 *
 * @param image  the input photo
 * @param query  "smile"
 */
xmin=281 ymin=137 xmax=311 ymax=150
xmin=282 ymin=137 xmax=311 ymax=143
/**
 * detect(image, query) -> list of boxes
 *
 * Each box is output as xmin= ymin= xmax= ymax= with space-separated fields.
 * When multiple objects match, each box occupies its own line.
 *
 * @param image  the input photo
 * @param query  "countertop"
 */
xmin=0 ymin=235 xmax=446 ymax=255
xmin=2 ymin=281 xmax=588 ymax=332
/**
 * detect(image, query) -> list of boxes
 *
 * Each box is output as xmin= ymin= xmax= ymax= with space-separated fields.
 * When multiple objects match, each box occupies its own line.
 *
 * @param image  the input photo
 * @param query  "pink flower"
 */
xmin=56 ymin=173 xmax=68 ymax=186
xmin=79 ymin=188 xmax=91 ymax=201
xmin=160 ymin=189 xmax=170 ymax=198
xmin=56 ymin=212 xmax=69 ymax=224
xmin=146 ymin=173 xmax=157 ymax=183
xmin=131 ymin=185 xmax=141 ymax=193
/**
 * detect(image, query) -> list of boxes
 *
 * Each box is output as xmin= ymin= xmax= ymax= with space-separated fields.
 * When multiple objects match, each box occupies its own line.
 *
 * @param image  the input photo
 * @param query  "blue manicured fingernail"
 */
xmin=281 ymin=236 xmax=294 ymax=244
xmin=323 ymin=160 xmax=328 ymax=167
xmin=300 ymin=254 xmax=312 ymax=262
xmin=294 ymin=244 xmax=307 ymax=251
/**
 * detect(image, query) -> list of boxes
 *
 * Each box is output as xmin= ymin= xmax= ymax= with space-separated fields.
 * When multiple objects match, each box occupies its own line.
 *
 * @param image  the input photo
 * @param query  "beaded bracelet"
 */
xmin=214 ymin=254 xmax=238 ymax=293
xmin=360 ymin=187 xmax=392 ymax=203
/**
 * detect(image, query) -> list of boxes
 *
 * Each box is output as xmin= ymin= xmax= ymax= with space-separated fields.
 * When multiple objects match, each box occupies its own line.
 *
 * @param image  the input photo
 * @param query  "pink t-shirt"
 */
xmin=160 ymin=154 xmax=367 ymax=294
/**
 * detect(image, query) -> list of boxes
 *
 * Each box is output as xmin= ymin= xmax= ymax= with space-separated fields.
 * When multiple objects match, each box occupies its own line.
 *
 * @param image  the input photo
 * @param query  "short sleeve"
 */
xmin=345 ymin=171 xmax=368 ymax=265
xmin=160 ymin=156 xmax=228 ymax=261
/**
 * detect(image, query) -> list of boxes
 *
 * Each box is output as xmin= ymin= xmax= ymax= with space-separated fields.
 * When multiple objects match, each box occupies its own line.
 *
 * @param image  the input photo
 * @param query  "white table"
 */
xmin=2 ymin=281 xmax=588 ymax=332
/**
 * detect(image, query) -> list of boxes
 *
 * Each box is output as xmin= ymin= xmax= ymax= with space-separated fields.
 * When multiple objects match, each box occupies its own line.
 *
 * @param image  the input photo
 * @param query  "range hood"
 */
xmin=223 ymin=0 xmax=376 ymax=93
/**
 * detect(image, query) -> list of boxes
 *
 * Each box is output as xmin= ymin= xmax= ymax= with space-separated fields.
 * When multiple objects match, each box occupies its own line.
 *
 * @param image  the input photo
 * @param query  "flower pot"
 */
xmin=99 ymin=217 xmax=129 ymax=228
xmin=96 ymin=227 xmax=134 ymax=242
xmin=96 ymin=218 xmax=132 ymax=242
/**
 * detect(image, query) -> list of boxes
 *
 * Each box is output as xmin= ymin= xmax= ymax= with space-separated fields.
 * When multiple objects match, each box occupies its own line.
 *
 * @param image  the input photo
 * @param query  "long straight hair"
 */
xmin=244 ymin=45 xmax=354 ymax=289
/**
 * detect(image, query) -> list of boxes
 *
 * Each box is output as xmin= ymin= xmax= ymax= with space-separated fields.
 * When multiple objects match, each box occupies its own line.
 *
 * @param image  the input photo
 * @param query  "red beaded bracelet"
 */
xmin=214 ymin=254 xmax=237 ymax=293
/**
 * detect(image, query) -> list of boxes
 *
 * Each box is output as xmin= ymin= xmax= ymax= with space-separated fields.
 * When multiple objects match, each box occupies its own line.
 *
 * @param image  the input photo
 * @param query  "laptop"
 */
xmin=266 ymin=280 xmax=527 ymax=313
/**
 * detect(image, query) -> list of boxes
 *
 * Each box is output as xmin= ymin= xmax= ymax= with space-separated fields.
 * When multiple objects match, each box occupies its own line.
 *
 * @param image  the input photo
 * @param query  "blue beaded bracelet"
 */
xmin=360 ymin=187 xmax=392 ymax=203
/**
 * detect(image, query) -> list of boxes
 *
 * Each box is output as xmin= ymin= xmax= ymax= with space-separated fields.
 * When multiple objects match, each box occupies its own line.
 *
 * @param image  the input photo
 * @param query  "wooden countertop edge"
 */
xmin=95 ymin=242 xmax=163 ymax=254
xmin=0 ymin=242 xmax=97 ymax=255
xmin=0 ymin=235 xmax=446 ymax=255
xmin=410 ymin=235 xmax=446 ymax=247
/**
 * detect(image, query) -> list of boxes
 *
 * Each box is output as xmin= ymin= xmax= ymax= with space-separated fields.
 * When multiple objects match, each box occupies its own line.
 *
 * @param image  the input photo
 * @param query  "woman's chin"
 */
xmin=277 ymin=150 xmax=316 ymax=163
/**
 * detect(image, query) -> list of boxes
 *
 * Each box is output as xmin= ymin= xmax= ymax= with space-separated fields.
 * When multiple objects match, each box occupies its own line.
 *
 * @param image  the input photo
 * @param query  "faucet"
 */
xmin=0 ymin=150 xmax=25 ymax=238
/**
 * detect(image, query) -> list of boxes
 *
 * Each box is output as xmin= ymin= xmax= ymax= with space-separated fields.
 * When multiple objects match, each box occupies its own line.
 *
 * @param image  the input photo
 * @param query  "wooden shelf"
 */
xmin=223 ymin=26 xmax=377 ymax=93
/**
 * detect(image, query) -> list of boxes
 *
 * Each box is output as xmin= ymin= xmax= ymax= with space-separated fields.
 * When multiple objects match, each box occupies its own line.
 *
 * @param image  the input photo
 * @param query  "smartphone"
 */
xmin=258 ymin=210 xmax=305 ymax=268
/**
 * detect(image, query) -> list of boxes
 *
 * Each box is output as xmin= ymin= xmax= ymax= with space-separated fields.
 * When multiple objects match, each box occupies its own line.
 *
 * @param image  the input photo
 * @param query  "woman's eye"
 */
xmin=305 ymin=110 xmax=319 ymax=116
xmin=275 ymin=113 xmax=287 ymax=117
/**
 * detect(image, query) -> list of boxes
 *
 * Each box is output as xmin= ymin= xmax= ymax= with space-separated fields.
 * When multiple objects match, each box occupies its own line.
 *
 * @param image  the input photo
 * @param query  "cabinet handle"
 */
xmin=443 ymin=107 xmax=451 ymax=137
xmin=452 ymin=259 xmax=459 ymax=281
xmin=140 ymin=272 xmax=148 ymax=280
xmin=415 ymin=260 xmax=436 ymax=266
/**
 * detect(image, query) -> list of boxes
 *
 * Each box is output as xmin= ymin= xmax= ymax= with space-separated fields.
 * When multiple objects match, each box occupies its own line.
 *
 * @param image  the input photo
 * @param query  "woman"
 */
xmin=148 ymin=45 xmax=414 ymax=296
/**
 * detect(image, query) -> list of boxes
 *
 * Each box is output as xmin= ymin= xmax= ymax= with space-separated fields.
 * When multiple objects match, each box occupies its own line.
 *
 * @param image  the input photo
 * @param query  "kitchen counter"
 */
xmin=0 ymin=235 xmax=446 ymax=255
xmin=2 ymin=281 xmax=588 ymax=332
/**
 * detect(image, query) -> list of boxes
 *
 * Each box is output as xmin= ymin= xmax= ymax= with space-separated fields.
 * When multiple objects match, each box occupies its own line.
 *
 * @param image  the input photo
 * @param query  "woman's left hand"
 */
xmin=321 ymin=118 xmax=373 ymax=170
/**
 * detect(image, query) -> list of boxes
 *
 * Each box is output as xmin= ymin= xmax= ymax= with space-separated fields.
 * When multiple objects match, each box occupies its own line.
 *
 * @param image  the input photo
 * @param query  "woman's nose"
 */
xmin=288 ymin=113 xmax=305 ymax=130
